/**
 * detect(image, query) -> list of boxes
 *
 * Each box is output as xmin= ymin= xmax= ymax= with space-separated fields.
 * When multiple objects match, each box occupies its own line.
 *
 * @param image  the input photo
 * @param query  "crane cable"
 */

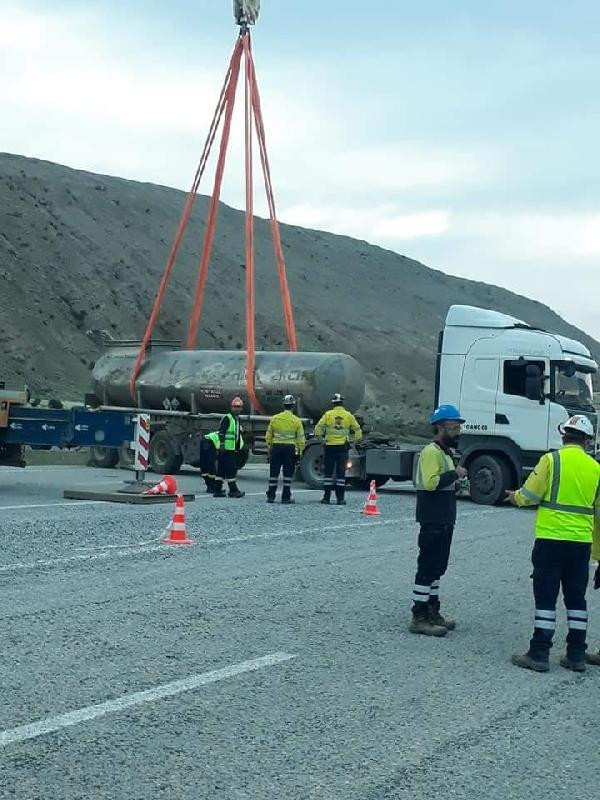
xmin=129 ymin=29 xmax=297 ymax=414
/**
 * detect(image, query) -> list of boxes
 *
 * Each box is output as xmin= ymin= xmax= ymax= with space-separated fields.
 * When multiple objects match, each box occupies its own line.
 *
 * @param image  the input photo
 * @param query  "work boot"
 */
xmin=585 ymin=650 xmax=600 ymax=666
xmin=429 ymin=607 xmax=456 ymax=631
xmin=335 ymin=488 xmax=346 ymax=506
xmin=511 ymin=653 xmax=550 ymax=672
xmin=228 ymin=488 xmax=245 ymax=499
xmin=409 ymin=613 xmax=447 ymax=637
xmin=213 ymin=482 xmax=226 ymax=498
xmin=266 ymin=494 xmax=276 ymax=504
xmin=560 ymin=655 xmax=586 ymax=673
xmin=320 ymin=493 xmax=331 ymax=505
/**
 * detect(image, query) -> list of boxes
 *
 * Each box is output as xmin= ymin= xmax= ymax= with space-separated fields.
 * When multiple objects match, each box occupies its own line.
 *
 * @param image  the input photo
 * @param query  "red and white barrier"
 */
xmin=133 ymin=414 xmax=151 ymax=473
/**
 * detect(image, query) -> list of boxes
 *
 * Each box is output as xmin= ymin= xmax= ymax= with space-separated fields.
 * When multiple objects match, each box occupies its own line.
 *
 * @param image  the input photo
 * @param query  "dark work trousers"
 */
xmin=199 ymin=440 xmax=217 ymax=491
xmin=215 ymin=450 xmax=239 ymax=494
xmin=323 ymin=444 xmax=348 ymax=502
xmin=412 ymin=524 xmax=454 ymax=617
xmin=267 ymin=444 xmax=296 ymax=501
xmin=528 ymin=538 xmax=591 ymax=661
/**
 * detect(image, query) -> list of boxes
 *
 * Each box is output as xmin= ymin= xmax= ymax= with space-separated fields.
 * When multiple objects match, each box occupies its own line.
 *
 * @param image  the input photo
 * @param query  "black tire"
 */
xmin=468 ymin=454 xmax=512 ymax=505
xmin=299 ymin=443 xmax=324 ymax=488
xmin=118 ymin=444 xmax=135 ymax=468
xmin=149 ymin=430 xmax=183 ymax=474
xmin=88 ymin=446 xmax=119 ymax=469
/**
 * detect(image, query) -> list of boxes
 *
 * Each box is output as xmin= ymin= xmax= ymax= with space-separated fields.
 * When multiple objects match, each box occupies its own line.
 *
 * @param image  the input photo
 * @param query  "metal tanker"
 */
xmin=92 ymin=343 xmax=365 ymax=419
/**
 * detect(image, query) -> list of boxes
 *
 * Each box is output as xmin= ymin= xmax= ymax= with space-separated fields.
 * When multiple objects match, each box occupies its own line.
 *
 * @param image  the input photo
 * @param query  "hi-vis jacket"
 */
xmin=415 ymin=442 xmax=459 ymax=525
xmin=314 ymin=405 xmax=362 ymax=446
xmin=218 ymin=413 xmax=244 ymax=451
xmin=514 ymin=444 xmax=600 ymax=552
xmin=265 ymin=410 xmax=306 ymax=455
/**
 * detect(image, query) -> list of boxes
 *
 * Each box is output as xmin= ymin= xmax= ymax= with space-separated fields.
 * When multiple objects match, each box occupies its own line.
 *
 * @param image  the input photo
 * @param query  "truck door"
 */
xmin=459 ymin=357 xmax=498 ymax=435
xmin=495 ymin=358 xmax=550 ymax=454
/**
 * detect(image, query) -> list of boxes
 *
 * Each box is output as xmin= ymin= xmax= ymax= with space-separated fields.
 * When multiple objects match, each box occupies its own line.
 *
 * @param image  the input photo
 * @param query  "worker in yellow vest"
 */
xmin=265 ymin=395 xmax=305 ymax=504
xmin=507 ymin=414 xmax=600 ymax=672
xmin=314 ymin=393 xmax=362 ymax=505
xmin=213 ymin=396 xmax=246 ymax=498
xmin=410 ymin=404 xmax=467 ymax=636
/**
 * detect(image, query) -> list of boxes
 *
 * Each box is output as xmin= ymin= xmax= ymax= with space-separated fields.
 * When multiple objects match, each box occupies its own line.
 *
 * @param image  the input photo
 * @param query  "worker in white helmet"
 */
xmin=314 ymin=393 xmax=362 ymax=505
xmin=507 ymin=415 xmax=600 ymax=672
xmin=265 ymin=395 xmax=305 ymax=504
xmin=213 ymin=396 xmax=246 ymax=498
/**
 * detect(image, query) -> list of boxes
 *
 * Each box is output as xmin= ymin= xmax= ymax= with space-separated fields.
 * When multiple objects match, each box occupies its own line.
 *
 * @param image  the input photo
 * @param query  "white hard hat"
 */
xmin=559 ymin=414 xmax=595 ymax=438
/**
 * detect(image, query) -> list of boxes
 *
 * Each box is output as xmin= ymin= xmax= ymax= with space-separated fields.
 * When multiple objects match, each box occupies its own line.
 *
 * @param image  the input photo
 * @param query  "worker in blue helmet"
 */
xmin=410 ymin=404 xmax=467 ymax=636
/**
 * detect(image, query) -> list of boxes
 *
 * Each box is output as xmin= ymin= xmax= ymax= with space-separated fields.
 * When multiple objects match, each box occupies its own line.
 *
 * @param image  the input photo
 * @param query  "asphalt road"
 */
xmin=0 ymin=464 xmax=598 ymax=800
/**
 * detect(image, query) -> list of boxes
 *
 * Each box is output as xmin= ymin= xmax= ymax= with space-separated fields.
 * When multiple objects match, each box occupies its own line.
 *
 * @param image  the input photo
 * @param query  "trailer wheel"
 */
xmin=149 ymin=431 xmax=183 ymax=474
xmin=89 ymin=446 xmax=119 ymax=469
xmin=468 ymin=454 xmax=512 ymax=505
xmin=299 ymin=443 xmax=324 ymax=488
xmin=119 ymin=444 xmax=135 ymax=468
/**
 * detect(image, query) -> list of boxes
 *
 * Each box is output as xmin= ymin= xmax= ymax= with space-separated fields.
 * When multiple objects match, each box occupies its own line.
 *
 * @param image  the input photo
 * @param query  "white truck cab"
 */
xmin=438 ymin=305 xmax=598 ymax=503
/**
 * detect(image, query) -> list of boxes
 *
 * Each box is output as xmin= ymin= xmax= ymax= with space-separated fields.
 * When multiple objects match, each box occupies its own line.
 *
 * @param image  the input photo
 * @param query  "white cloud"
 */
xmin=456 ymin=211 xmax=600 ymax=259
xmin=281 ymin=204 xmax=450 ymax=241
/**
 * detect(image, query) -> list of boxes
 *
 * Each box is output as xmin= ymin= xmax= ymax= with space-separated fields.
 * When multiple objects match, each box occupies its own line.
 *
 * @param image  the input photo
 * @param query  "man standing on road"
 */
xmin=315 ymin=393 xmax=362 ymax=506
xmin=507 ymin=414 xmax=600 ymax=672
xmin=265 ymin=395 xmax=305 ymax=504
xmin=410 ymin=404 xmax=467 ymax=637
xmin=213 ymin=396 xmax=246 ymax=499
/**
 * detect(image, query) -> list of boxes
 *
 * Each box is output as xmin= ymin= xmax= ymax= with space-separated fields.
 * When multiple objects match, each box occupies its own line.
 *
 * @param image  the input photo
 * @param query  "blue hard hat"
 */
xmin=430 ymin=404 xmax=465 ymax=424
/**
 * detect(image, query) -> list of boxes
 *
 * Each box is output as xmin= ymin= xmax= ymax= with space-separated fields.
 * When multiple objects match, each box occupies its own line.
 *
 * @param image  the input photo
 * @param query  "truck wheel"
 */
xmin=149 ymin=431 xmax=183 ymax=474
xmin=468 ymin=454 xmax=512 ymax=505
xmin=89 ymin=446 xmax=119 ymax=469
xmin=299 ymin=443 xmax=324 ymax=488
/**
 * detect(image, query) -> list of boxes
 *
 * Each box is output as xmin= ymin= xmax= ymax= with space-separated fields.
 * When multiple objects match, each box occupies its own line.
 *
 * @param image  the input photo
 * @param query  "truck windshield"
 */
xmin=553 ymin=364 xmax=594 ymax=411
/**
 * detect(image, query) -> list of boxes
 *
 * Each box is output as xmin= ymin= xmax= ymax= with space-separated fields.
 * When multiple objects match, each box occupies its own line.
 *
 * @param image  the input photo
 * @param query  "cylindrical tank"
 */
xmin=92 ymin=345 xmax=365 ymax=419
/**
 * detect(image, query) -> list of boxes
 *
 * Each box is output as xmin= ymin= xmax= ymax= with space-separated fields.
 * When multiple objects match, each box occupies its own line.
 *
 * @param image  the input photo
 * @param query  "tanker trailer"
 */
xmin=89 ymin=342 xmax=366 ymax=482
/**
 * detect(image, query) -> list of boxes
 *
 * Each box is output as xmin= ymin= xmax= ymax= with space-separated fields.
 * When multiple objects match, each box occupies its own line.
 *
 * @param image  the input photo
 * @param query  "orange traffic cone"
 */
xmin=361 ymin=480 xmax=381 ymax=516
xmin=145 ymin=474 xmax=178 ymax=496
xmin=162 ymin=494 xmax=193 ymax=545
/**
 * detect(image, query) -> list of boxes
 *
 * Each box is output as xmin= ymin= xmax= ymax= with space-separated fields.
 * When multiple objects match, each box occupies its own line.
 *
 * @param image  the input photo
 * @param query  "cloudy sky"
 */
xmin=2 ymin=1 xmax=599 ymax=336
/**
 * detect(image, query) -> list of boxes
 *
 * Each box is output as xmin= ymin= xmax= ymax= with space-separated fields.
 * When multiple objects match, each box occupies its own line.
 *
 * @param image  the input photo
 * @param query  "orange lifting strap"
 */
xmin=129 ymin=29 xmax=298 ymax=413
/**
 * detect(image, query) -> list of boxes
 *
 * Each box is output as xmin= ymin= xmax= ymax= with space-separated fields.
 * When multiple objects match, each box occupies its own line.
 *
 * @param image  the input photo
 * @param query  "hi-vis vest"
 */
xmin=222 ymin=413 xmax=244 ymax=451
xmin=415 ymin=443 xmax=456 ymax=492
xmin=414 ymin=442 xmax=458 ymax=525
xmin=535 ymin=447 xmax=600 ymax=543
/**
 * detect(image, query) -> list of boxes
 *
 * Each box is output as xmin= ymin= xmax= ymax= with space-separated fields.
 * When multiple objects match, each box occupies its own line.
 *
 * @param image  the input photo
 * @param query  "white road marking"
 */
xmin=0 ymin=652 xmax=296 ymax=748
xmin=0 ymin=501 xmax=105 ymax=512
xmin=0 ymin=519 xmax=404 ymax=573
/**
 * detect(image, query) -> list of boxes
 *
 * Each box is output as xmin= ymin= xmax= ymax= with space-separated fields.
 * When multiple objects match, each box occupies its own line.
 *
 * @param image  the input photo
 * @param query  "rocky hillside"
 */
xmin=1 ymin=152 xmax=598 ymax=435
